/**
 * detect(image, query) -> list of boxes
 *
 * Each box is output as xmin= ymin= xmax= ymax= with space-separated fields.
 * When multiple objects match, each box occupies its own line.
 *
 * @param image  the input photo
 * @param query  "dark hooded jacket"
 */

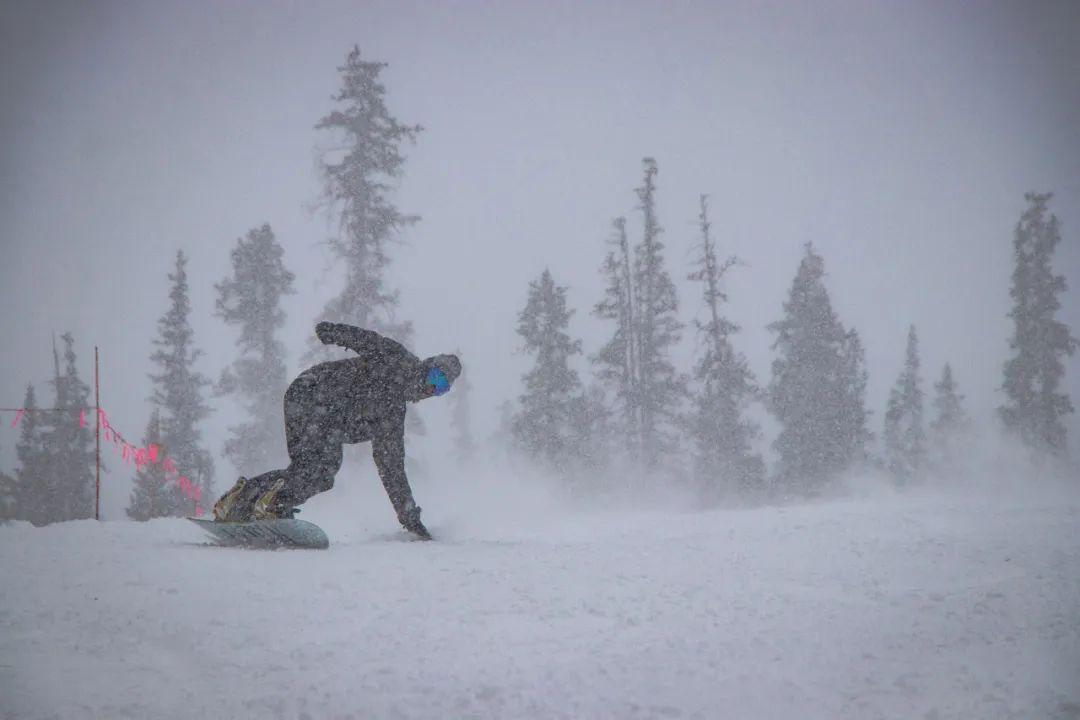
xmin=299 ymin=321 xmax=460 ymax=432
xmin=288 ymin=323 xmax=460 ymax=502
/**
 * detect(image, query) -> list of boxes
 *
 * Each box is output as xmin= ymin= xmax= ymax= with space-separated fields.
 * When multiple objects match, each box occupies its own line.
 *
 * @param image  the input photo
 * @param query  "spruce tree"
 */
xmin=592 ymin=160 xmax=686 ymax=475
xmin=215 ymin=223 xmax=295 ymax=477
xmin=49 ymin=333 xmax=95 ymax=521
xmin=512 ymin=269 xmax=587 ymax=474
xmin=143 ymin=250 xmax=215 ymax=517
xmin=883 ymin=326 xmax=926 ymax=483
xmin=838 ymin=328 xmax=872 ymax=467
xmin=0 ymin=434 xmax=14 ymax=522
xmin=593 ymin=216 xmax=641 ymax=462
xmin=686 ymin=195 xmax=763 ymax=501
xmin=30 ymin=349 xmax=64 ymax=523
xmin=569 ymin=384 xmax=613 ymax=476
xmin=0 ymin=468 xmax=14 ymax=521
xmin=999 ymin=192 xmax=1077 ymax=458
xmin=930 ymin=363 xmax=969 ymax=474
xmin=126 ymin=410 xmax=171 ymax=521
xmin=13 ymin=385 xmax=52 ymax=525
xmin=632 ymin=158 xmax=685 ymax=471
xmin=768 ymin=244 xmax=864 ymax=495
xmin=22 ymin=335 xmax=96 ymax=524
xmin=448 ymin=356 xmax=476 ymax=467
xmin=307 ymin=46 xmax=422 ymax=362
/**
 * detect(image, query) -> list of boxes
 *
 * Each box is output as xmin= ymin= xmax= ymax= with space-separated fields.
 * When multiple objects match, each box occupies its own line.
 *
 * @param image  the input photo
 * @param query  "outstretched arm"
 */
xmin=315 ymin=322 xmax=416 ymax=364
xmin=372 ymin=423 xmax=430 ymax=538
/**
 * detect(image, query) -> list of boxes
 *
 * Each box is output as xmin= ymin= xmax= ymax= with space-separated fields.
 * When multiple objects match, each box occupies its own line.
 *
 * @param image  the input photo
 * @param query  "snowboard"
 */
xmin=188 ymin=517 xmax=330 ymax=549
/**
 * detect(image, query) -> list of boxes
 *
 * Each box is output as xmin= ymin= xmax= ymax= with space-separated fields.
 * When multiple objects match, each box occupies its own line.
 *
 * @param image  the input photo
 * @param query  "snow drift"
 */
xmin=1 ymin=470 xmax=1078 ymax=720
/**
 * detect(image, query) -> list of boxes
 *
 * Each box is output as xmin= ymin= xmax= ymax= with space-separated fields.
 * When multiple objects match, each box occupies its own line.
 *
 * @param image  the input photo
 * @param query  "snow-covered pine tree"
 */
xmin=28 ymin=347 xmax=65 ymax=523
xmin=12 ymin=384 xmax=52 ymax=525
xmin=929 ymin=363 xmax=969 ymax=474
xmin=999 ymin=192 xmax=1077 ymax=459
xmin=21 ymin=335 xmax=96 ymax=524
xmin=768 ymin=243 xmax=860 ymax=495
xmin=307 ymin=46 xmax=422 ymax=362
xmin=569 ymin=384 xmax=613 ymax=476
xmin=215 ymin=223 xmax=295 ymax=477
xmin=883 ymin=326 xmax=926 ymax=483
xmin=126 ymin=410 xmax=170 ymax=521
xmin=631 ymin=158 xmax=685 ymax=471
xmin=838 ymin=328 xmax=872 ymax=468
xmin=142 ymin=250 xmax=215 ymax=517
xmin=686 ymin=195 xmax=763 ymax=502
xmin=0 ymin=432 xmax=14 ymax=522
xmin=48 ymin=333 xmax=95 ymax=521
xmin=593 ymin=216 xmax=641 ymax=463
xmin=448 ymin=355 xmax=476 ymax=467
xmin=512 ymin=269 xmax=587 ymax=475
xmin=0 ymin=467 xmax=14 ymax=521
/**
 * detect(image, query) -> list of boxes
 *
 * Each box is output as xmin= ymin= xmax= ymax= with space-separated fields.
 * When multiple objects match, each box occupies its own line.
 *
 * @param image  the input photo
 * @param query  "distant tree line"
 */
xmin=506 ymin=161 xmax=1075 ymax=502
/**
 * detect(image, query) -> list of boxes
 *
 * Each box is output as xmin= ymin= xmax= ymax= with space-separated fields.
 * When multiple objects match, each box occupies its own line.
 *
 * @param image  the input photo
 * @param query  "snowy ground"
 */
xmin=2 ymin=473 xmax=1079 ymax=720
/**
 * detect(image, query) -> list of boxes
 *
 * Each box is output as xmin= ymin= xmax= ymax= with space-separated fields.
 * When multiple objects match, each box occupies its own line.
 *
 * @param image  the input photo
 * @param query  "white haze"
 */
xmin=1 ymin=1 xmax=1079 ymax=507
xmin=2 ymin=5 xmax=1080 ymax=717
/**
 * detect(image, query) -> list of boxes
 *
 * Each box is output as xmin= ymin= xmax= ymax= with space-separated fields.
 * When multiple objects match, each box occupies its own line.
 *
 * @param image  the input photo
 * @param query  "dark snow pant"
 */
xmin=239 ymin=393 xmax=418 ymax=521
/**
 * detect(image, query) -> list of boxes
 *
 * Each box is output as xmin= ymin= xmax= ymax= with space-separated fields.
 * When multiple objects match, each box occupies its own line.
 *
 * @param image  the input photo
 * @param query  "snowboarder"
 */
xmin=212 ymin=322 xmax=461 ymax=539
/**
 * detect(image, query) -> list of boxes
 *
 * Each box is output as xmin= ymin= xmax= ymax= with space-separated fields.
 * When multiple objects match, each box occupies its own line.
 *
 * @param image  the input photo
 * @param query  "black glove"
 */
xmin=399 ymin=505 xmax=432 ymax=540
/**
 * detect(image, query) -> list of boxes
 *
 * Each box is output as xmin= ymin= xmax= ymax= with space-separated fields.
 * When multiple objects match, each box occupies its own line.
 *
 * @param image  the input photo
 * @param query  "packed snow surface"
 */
xmin=2 ymin=475 xmax=1078 ymax=719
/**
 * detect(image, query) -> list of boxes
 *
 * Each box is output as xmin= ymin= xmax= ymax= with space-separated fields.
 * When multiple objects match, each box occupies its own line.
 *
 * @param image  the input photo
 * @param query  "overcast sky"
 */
xmin=2 ymin=0 xmax=1078 ymax=513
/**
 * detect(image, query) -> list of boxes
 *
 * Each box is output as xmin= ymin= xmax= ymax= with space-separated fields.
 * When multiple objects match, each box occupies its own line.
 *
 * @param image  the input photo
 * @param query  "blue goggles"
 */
xmin=427 ymin=367 xmax=451 ymax=396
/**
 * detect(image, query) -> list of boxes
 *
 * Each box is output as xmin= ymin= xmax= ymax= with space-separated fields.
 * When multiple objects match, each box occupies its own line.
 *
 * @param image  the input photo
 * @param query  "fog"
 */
xmin=3 ymin=3 xmax=1080 ymax=716
xmin=2 ymin=1 xmax=1079 ymax=506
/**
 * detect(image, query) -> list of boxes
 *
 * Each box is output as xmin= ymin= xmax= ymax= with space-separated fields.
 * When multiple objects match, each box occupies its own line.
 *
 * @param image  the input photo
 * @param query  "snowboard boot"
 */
xmin=213 ymin=477 xmax=249 ymax=522
xmin=251 ymin=478 xmax=298 ymax=521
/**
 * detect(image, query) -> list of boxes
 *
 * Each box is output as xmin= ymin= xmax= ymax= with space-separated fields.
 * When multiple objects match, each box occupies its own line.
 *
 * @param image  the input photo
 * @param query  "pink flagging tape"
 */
xmin=3 ymin=405 xmax=206 ymax=515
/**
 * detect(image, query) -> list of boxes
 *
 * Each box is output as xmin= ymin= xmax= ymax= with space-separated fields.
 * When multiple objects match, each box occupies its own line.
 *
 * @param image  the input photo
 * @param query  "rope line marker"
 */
xmin=1 ymin=406 xmax=205 ymax=515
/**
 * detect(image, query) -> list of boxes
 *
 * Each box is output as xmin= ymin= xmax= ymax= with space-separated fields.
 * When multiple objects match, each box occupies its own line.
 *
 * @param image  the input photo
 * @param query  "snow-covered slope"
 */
xmin=2 ymin=478 xmax=1078 ymax=720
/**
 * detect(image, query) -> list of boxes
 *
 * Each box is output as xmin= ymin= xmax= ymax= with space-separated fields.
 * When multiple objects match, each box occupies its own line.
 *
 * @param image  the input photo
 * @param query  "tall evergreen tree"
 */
xmin=215 ymin=223 xmax=295 ymax=477
xmin=0 ymin=433 xmax=14 ymax=521
xmin=592 ymin=160 xmax=686 ymax=475
xmin=449 ymin=356 xmax=476 ymax=467
xmin=12 ymin=385 xmax=51 ymax=525
xmin=883 ymin=326 xmax=926 ymax=483
xmin=768 ymin=244 xmax=865 ymax=494
xmin=569 ymin=384 xmax=613 ymax=476
xmin=632 ymin=158 xmax=685 ymax=470
xmin=512 ymin=269 xmax=587 ymax=474
xmin=686 ymin=195 xmax=763 ymax=501
xmin=930 ymin=363 xmax=969 ymax=474
xmin=48 ymin=333 xmax=95 ymax=521
xmin=20 ymin=335 xmax=96 ymax=524
xmin=307 ymin=46 xmax=422 ymax=362
xmin=838 ymin=328 xmax=872 ymax=466
xmin=999 ymin=192 xmax=1077 ymax=458
xmin=593 ymin=216 xmax=641 ymax=462
xmin=126 ymin=410 xmax=170 ymax=521
xmin=142 ymin=250 xmax=215 ymax=517
xmin=0 ymin=467 xmax=14 ymax=521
